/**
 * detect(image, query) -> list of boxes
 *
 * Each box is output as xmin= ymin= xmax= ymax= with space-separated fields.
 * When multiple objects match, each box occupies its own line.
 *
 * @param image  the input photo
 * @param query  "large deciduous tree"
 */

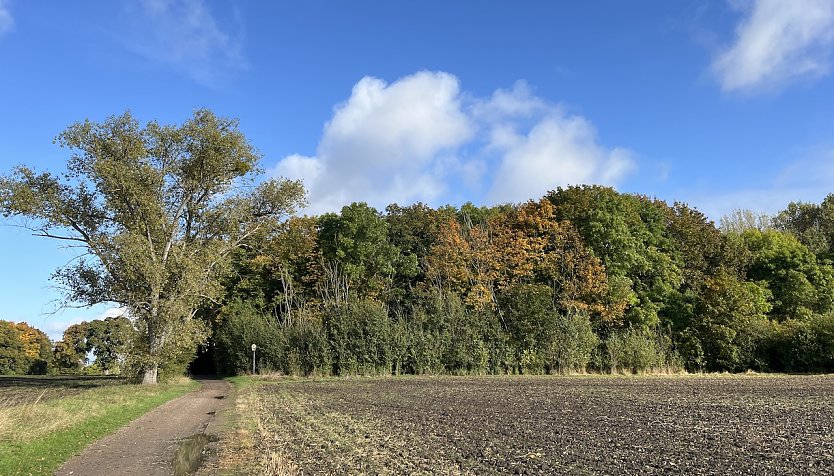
xmin=774 ymin=195 xmax=834 ymax=259
xmin=0 ymin=110 xmax=305 ymax=384
xmin=741 ymin=229 xmax=834 ymax=320
xmin=0 ymin=321 xmax=52 ymax=375
xmin=317 ymin=203 xmax=408 ymax=303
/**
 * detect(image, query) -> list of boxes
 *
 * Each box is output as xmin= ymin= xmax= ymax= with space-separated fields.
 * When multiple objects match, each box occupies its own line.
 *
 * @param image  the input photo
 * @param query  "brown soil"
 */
xmin=56 ymin=378 xmax=231 ymax=476
xmin=242 ymin=375 xmax=834 ymax=475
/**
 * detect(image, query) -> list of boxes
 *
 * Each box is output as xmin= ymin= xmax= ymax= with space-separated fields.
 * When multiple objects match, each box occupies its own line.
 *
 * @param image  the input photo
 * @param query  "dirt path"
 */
xmin=56 ymin=378 xmax=232 ymax=476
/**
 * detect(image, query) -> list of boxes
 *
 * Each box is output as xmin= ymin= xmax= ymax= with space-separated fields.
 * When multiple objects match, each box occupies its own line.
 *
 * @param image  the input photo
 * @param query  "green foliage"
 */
xmin=323 ymin=300 xmax=392 ymax=375
xmin=773 ymin=195 xmax=834 ymax=259
xmin=385 ymin=203 xmax=441 ymax=310
xmin=741 ymin=229 xmax=834 ymax=320
xmin=213 ymin=300 xmax=285 ymax=375
xmin=498 ymin=285 xmax=598 ymax=373
xmin=0 ymin=110 xmax=306 ymax=384
xmin=603 ymin=328 xmax=680 ymax=373
xmin=85 ymin=316 xmax=133 ymax=374
xmin=0 ymin=321 xmax=52 ymax=375
xmin=422 ymin=292 xmax=502 ymax=375
xmin=500 ymin=284 xmax=556 ymax=359
xmin=546 ymin=187 xmax=686 ymax=329
xmin=771 ymin=313 xmax=834 ymax=372
xmin=691 ymin=273 xmax=773 ymax=371
xmin=50 ymin=316 xmax=138 ymax=376
xmin=318 ymin=203 xmax=403 ymax=301
xmin=545 ymin=312 xmax=599 ymax=373
xmin=281 ymin=316 xmax=331 ymax=376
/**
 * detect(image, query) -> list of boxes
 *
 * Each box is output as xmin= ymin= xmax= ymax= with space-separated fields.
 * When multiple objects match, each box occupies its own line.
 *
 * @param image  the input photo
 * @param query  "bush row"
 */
xmin=214 ymin=292 xmax=684 ymax=376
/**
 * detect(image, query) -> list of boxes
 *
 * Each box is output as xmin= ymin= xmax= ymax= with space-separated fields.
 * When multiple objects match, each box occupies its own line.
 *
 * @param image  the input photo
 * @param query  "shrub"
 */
xmin=545 ymin=312 xmax=598 ymax=373
xmin=323 ymin=300 xmax=392 ymax=375
xmin=772 ymin=313 xmax=834 ymax=372
xmin=281 ymin=314 xmax=331 ymax=376
xmin=213 ymin=300 xmax=285 ymax=376
xmin=604 ymin=328 xmax=681 ymax=373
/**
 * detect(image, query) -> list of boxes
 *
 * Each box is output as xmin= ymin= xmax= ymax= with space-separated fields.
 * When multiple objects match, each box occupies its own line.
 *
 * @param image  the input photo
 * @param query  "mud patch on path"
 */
xmin=173 ymin=433 xmax=218 ymax=475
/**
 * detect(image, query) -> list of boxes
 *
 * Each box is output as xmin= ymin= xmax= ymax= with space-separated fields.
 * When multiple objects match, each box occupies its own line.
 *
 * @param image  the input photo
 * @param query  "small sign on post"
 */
xmin=251 ymin=344 xmax=257 ymax=375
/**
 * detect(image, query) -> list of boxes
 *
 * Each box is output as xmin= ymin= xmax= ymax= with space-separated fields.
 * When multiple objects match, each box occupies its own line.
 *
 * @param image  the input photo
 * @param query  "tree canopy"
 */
xmin=0 ymin=110 xmax=305 ymax=383
xmin=5 ymin=110 xmax=834 ymax=379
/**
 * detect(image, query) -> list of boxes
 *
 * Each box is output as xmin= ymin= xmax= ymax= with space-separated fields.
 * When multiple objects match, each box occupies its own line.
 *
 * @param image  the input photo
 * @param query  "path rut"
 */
xmin=56 ymin=378 xmax=231 ymax=476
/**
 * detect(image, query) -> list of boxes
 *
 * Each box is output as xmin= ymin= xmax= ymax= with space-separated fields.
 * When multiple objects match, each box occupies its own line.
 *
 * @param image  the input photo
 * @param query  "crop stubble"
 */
xmin=245 ymin=375 xmax=834 ymax=475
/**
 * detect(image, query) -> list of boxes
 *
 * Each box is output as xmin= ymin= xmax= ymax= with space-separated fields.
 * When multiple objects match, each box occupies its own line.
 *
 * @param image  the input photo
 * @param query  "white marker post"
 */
xmin=251 ymin=343 xmax=257 ymax=375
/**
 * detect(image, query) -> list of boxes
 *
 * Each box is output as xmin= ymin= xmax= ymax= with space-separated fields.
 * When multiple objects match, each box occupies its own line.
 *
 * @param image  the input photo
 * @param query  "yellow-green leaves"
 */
xmin=0 ymin=110 xmax=307 ymax=383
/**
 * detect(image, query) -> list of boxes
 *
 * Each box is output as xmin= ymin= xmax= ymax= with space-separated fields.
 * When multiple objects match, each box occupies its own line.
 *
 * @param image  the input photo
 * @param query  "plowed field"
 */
xmin=238 ymin=375 xmax=834 ymax=475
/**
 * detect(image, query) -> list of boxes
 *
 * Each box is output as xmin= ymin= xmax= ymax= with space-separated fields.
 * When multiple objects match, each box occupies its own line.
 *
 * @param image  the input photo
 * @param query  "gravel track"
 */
xmin=56 ymin=378 xmax=231 ymax=476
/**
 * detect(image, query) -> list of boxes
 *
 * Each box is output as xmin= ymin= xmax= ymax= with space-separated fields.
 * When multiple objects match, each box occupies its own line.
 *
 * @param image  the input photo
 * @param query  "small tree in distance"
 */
xmin=0 ymin=110 xmax=306 ymax=384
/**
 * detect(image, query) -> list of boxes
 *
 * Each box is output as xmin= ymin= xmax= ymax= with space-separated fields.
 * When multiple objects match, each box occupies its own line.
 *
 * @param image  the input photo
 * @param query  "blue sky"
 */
xmin=2 ymin=0 xmax=834 ymax=338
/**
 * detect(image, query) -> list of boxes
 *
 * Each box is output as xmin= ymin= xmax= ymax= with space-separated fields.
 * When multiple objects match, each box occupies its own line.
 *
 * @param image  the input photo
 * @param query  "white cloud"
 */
xmin=274 ymin=154 xmax=323 ymax=185
xmin=274 ymin=71 xmax=475 ymax=213
xmin=472 ymin=80 xmax=548 ymax=121
xmin=478 ymin=81 xmax=634 ymax=204
xmin=712 ymin=0 xmax=834 ymax=92
xmin=273 ymin=71 xmax=634 ymax=213
xmin=488 ymin=116 xmax=635 ymax=203
xmin=127 ymin=0 xmax=245 ymax=85
xmin=0 ymin=0 xmax=14 ymax=36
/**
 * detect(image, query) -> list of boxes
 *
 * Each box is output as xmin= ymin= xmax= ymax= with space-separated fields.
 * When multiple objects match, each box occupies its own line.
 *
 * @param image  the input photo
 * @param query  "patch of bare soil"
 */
xmin=239 ymin=375 xmax=834 ymax=475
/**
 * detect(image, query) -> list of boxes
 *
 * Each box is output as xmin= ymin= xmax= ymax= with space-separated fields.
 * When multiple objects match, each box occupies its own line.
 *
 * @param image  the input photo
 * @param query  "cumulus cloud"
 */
xmin=488 ymin=117 xmax=635 ymax=203
xmin=0 ymin=0 xmax=14 ymax=36
xmin=126 ymin=0 xmax=245 ymax=85
xmin=274 ymin=71 xmax=475 ymax=213
xmin=477 ymin=82 xmax=634 ymax=203
xmin=274 ymin=72 xmax=634 ymax=213
xmin=471 ymin=80 xmax=548 ymax=121
xmin=712 ymin=0 xmax=834 ymax=92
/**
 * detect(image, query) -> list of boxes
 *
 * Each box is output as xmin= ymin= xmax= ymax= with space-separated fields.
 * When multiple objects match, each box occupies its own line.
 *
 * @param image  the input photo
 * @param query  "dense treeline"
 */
xmin=6 ymin=188 xmax=834 ymax=377
xmin=211 ymin=187 xmax=834 ymax=375
xmin=0 ymin=316 xmax=132 ymax=376
xmin=6 ymin=111 xmax=830 ymax=381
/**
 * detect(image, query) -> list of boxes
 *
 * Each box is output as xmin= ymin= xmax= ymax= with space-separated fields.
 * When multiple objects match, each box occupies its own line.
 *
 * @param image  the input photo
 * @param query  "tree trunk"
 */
xmin=142 ymin=364 xmax=158 ymax=385
xmin=144 ymin=296 xmax=161 ymax=385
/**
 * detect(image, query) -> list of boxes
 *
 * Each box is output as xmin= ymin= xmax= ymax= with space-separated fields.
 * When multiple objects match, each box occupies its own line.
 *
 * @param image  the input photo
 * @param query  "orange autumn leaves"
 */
xmin=15 ymin=322 xmax=49 ymax=359
xmin=426 ymin=199 xmax=624 ymax=324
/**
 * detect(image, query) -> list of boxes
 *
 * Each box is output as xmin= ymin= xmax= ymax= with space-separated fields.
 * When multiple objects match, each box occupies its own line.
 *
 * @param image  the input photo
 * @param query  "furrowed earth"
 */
xmin=223 ymin=375 xmax=834 ymax=475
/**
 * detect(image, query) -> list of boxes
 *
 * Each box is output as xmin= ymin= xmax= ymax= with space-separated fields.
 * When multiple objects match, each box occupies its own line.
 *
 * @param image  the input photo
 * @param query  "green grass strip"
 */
xmin=0 ymin=380 xmax=198 ymax=476
xmin=225 ymin=375 xmax=264 ymax=390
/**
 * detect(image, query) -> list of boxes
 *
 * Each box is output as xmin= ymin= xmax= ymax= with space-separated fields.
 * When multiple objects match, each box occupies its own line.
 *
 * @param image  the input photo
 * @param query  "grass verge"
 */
xmin=0 ymin=378 xmax=198 ymax=475
xmin=224 ymin=375 xmax=257 ymax=389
